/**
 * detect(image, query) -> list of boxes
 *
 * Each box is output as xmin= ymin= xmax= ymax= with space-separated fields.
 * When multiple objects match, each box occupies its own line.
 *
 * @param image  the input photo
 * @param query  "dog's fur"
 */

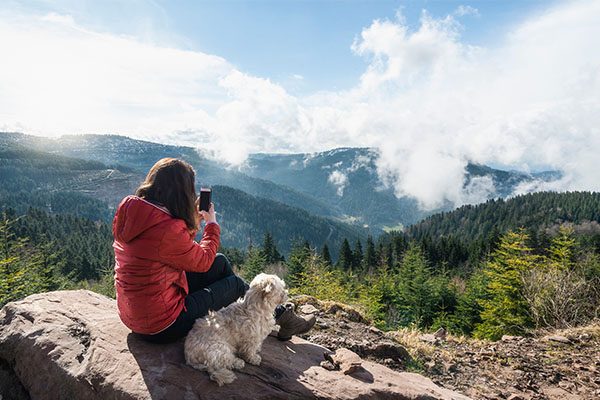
xmin=184 ymin=273 xmax=288 ymax=385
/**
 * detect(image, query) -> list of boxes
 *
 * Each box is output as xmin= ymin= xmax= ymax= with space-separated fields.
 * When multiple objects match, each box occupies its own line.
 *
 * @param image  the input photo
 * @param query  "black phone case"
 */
xmin=199 ymin=189 xmax=211 ymax=212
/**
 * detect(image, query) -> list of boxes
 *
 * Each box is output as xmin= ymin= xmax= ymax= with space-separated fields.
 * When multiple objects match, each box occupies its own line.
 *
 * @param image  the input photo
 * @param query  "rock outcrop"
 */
xmin=0 ymin=290 xmax=470 ymax=400
xmin=420 ymin=325 xmax=600 ymax=399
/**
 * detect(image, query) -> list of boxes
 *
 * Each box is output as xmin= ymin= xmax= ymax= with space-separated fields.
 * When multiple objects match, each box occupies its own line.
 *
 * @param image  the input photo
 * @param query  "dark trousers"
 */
xmin=137 ymin=253 xmax=249 ymax=344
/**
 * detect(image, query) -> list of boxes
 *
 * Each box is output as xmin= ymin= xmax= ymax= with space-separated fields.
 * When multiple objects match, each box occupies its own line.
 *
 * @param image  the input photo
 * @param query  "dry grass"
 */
xmin=533 ymin=318 xmax=600 ymax=339
xmin=385 ymin=327 xmax=435 ymax=359
xmin=289 ymin=294 xmax=371 ymax=324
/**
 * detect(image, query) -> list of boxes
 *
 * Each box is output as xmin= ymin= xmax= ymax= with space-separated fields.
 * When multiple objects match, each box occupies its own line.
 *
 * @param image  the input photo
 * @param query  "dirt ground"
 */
xmin=291 ymin=295 xmax=600 ymax=400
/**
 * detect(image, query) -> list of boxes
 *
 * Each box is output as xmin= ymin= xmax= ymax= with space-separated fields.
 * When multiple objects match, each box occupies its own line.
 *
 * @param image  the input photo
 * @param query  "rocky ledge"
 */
xmin=0 ymin=290 xmax=469 ymax=400
xmin=288 ymin=296 xmax=600 ymax=400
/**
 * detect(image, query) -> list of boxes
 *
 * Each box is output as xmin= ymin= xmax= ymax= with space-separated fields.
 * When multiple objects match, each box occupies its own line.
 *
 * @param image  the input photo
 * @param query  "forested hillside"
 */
xmin=0 ymin=132 xmax=342 ymax=220
xmin=242 ymin=148 xmax=425 ymax=229
xmin=213 ymin=185 xmax=367 ymax=257
xmin=284 ymin=223 xmax=600 ymax=341
xmin=0 ymin=144 xmax=138 ymax=221
xmin=407 ymin=191 xmax=600 ymax=242
xmin=242 ymin=149 xmax=561 ymax=230
xmin=1 ymin=206 xmax=115 ymax=306
xmin=0 ymin=140 xmax=367 ymax=257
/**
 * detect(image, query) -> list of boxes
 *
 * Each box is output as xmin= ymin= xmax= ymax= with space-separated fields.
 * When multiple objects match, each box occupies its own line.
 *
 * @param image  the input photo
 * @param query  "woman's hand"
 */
xmin=194 ymin=197 xmax=205 ymax=228
xmin=199 ymin=203 xmax=216 ymax=224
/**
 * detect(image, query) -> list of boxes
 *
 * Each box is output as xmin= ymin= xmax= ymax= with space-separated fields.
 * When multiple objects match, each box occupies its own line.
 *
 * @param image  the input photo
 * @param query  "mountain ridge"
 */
xmin=0 ymin=137 xmax=366 ymax=256
xmin=0 ymin=132 xmax=343 ymax=221
xmin=0 ymin=132 xmax=562 ymax=233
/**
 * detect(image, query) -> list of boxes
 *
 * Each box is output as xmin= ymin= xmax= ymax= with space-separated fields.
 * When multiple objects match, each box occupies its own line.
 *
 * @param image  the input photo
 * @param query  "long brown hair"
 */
xmin=136 ymin=158 xmax=197 ymax=230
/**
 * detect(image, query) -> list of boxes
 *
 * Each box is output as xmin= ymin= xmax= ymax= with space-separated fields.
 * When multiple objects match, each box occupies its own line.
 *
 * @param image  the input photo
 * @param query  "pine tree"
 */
xmin=289 ymin=250 xmax=351 ymax=303
xmin=475 ymin=230 xmax=536 ymax=340
xmin=450 ymin=269 xmax=489 ymax=335
xmin=321 ymin=243 xmax=332 ymax=267
xmin=28 ymin=237 xmax=60 ymax=293
xmin=363 ymin=235 xmax=377 ymax=271
xmin=0 ymin=211 xmax=28 ymax=306
xmin=358 ymin=269 xmax=386 ymax=327
xmin=392 ymin=232 xmax=408 ymax=265
xmin=261 ymin=232 xmax=284 ymax=264
xmin=285 ymin=240 xmax=312 ymax=287
xmin=378 ymin=242 xmax=393 ymax=271
xmin=352 ymin=239 xmax=363 ymax=271
xmin=549 ymin=226 xmax=576 ymax=270
xmin=522 ymin=227 xmax=598 ymax=329
xmin=241 ymin=247 xmax=267 ymax=282
xmin=396 ymin=243 xmax=436 ymax=327
xmin=336 ymin=238 xmax=353 ymax=271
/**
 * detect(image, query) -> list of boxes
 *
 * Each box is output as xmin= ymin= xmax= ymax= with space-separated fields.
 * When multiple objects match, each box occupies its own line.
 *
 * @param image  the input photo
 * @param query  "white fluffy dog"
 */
xmin=184 ymin=273 xmax=288 ymax=386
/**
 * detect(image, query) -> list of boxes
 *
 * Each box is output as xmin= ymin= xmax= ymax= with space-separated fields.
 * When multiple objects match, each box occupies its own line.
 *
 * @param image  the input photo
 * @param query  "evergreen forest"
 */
xmin=2 ymin=188 xmax=600 ymax=340
xmin=2 ymin=133 xmax=599 ymax=340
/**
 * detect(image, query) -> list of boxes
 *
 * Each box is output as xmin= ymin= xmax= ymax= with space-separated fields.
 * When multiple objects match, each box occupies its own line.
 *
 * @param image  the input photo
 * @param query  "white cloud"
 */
xmin=338 ymin=0 xmax=600 ymax=209
xmin=1 ymin=1 xmax=599 ymax=210
xmin=454 ymin=5 xmax=480 ymax=18
xmin=0 ymin=11 xmax=231 ymax=138
xmin=328 ymin=170 xmax=348 ymax=196
xmin=348 ymin=153 xmax=374 ymax=173
xmin=463 ymin=176 xmax=496 ymax=205
xmin=40 ymin=12 xmax=76 ymax=26
xmin=0 ymin=10 xmax=312 ymax=164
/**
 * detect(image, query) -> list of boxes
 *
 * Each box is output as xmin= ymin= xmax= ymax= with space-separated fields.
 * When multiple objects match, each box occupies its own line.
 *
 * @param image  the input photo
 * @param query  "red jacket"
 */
xmin=112 ymin=195 xmax=220 ymax=335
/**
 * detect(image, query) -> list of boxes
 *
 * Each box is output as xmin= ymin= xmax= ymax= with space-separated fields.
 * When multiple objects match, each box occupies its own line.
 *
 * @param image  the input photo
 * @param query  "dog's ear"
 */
xmin=261 ymin=280 xmax=274 ymax=297
xmin=250 ymin=274 xmax=285 ymax=304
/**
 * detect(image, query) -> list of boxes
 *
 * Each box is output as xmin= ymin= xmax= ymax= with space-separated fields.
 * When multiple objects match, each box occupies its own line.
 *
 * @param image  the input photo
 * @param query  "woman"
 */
xmin=112 ymin=158 xmax=314 ymax=344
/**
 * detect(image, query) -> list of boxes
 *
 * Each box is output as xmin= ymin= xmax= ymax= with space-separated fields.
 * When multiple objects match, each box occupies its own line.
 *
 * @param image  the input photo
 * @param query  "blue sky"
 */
xmin=165 ymin=0 xmax=556 ymax=93
xmin=6 ymin=0 xmax=554 ymax=94
xmin=0 ymin=0 xmax=599 ymax=209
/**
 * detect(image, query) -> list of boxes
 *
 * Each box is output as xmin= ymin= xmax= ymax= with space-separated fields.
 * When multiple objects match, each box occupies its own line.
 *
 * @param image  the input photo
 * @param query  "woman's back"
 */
xmin=113 ymin=195 xmax=220 ymax=335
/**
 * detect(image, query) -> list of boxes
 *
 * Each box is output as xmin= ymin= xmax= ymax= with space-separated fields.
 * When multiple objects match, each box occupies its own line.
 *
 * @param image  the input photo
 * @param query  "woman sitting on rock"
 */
xmin=112 ymin=158 xmax=315 ymax=343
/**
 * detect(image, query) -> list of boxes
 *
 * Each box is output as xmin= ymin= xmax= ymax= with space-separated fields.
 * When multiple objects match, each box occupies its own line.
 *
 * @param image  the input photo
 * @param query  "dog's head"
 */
xmin=245 ymin=273 xmax=288 ymax=310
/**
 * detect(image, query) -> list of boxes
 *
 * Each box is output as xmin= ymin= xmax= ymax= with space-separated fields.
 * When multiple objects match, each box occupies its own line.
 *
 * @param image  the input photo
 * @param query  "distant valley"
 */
xmin=0 ymin=132 xmax=561 ymax=235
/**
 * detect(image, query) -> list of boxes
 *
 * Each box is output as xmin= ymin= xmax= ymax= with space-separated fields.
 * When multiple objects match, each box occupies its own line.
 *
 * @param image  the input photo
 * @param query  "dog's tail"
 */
xmin=209 ymin=368 xmax=237 ymax=386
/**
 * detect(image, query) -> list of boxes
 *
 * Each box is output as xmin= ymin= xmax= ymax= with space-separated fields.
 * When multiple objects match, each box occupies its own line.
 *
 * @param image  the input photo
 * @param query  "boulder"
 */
xmin=433 ymin=328 xmax=447 ymax=341
xmin=0 ymin=290 xmax=471 ymax=400
xmin=299 ymin=304 xmax=319 ymax=315
xmin=324 ymin=348 xmax=362 ymax=375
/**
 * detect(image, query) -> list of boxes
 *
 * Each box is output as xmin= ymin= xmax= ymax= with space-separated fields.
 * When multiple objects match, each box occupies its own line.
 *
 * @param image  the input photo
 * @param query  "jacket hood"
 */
xmin=112 ymin=196 xmax=173 ymax=243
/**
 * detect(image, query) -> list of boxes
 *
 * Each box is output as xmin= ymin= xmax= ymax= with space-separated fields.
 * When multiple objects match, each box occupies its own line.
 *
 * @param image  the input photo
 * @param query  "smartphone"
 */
xmin=199 ymin=188 xmax=212 ymax=212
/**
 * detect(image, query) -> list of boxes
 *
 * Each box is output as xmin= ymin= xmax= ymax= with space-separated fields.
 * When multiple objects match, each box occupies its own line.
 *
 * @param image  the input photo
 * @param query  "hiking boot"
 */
xmin=276 ymin=303 xmax=316 ymax=341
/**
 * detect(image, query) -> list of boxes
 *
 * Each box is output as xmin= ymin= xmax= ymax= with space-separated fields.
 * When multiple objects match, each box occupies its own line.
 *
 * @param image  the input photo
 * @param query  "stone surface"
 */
xmin=433 ymin=328 xmax=447 ymax=341
xmin=319 ymin=360 xmax=336 ymax=371
xmin=420 ymin=333 xmax=439 ymax=343
xmin=423 ymin=324 xmax=600 ymax=400
xmin=325 ymin=348 xmax=362 ymax=375
xmin=544 ymin=335 xmax=571 ymax=344
xmin=369 ymin=326 xmax=382 ymax=335
xmin=299 ymin=304 xmax=319 ymax=315
xmin=0 ymin=290 xmax=471 ymax=400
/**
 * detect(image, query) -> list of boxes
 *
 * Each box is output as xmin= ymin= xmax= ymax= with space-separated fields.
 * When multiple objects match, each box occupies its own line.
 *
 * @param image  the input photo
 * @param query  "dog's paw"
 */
xmin=210 ymin=369 xmax=236 ymax=386
xmin=232 ymin=357 xmax=245 ymax=370
xmin=188 ymin=362 xmax=208 ymax=371
xmin=245 ymin=353 xmax=261 ymax=366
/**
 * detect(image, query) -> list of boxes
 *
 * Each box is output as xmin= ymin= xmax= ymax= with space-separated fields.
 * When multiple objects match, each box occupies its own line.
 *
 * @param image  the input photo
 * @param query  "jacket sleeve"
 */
xmin=157 ymin=221 xmax=221 ymax=272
